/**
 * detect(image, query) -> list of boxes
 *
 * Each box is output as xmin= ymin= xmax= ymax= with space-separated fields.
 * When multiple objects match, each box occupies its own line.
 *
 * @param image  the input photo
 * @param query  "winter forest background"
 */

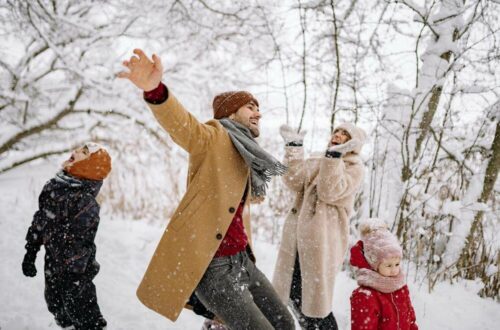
xmin=1 ymin=0 xmax=499 ymax=328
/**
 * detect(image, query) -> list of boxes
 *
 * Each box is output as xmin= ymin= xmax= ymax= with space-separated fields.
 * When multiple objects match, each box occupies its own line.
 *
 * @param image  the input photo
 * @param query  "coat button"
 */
xmin=291 ymin=208 xmax=297 ymax=214
xmin=229 ymin=207 xmax=236 ymax=213
xmin=216 ymin=233 xmax=223 ymax=240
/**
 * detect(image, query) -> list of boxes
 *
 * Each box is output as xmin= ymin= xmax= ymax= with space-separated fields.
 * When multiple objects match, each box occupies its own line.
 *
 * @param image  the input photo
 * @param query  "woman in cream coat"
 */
xmin=273 ymin=123 xmax=366 ymax=329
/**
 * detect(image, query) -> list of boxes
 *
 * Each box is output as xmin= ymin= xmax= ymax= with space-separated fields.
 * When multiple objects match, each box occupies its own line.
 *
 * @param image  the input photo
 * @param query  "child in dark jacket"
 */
xmin=350 ymin=219 xmax=418 ymax=330
xmin=22 ymin=143 xmax=111 ymax=330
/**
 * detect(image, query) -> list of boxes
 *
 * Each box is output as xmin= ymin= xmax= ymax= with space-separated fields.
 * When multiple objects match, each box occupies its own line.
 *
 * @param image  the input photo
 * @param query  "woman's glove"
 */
xmin=327 ymin=138 xmax=363 ymax=155
xmin=280 ymin=125 xmax=307 ymax=146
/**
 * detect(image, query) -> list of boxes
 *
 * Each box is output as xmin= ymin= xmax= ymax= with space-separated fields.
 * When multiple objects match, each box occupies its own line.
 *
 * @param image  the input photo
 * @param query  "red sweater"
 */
xmin=144 ymin=83 xmax=248 ymax=258
xmin=350 ymin=242 xmax=418 ymax=330
xmin=214 ymin=200 xmax=248 ymax=257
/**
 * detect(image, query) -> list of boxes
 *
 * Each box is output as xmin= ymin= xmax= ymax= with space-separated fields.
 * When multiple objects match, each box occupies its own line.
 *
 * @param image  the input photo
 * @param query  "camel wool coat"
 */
xmin=136 ymin=90 xmax=254 ymax=321
xmin=272 ymin=146 xmax=365 ymax=318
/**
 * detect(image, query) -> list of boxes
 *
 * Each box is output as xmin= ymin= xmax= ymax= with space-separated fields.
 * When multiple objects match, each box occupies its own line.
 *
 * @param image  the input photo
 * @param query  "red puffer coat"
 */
xmin=350 ymin=241 xmax=418 ymax=330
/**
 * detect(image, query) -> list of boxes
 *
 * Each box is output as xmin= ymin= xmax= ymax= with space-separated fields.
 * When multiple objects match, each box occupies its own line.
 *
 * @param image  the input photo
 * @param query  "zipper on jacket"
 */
xmin=390 ymin=292 xmax=400 ymax=330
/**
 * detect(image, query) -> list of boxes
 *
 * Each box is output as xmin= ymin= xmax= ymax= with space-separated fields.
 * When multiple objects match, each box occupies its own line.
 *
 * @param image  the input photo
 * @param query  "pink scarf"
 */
xmin=356 ymin=268 xmax=406 ymax=293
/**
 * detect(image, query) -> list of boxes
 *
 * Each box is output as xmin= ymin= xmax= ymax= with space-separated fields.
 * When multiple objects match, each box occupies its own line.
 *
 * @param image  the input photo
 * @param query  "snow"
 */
xmin=85 ymin=142 xmax=109 ymax=155
xmin=1 ymin=163 xmax=499 ymax=329
xmin=456 ymin=84 xmax=491 ymax=94
xmin=486 ymin=100 xmax=500 ymax=121
xmin=0 ymin=4 xmax=496 ymax=317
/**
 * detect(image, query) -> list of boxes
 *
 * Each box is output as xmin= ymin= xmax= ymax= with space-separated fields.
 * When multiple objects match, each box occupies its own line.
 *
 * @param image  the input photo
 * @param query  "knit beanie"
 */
xmin=212 ymin=91 xmax=259 ymax=119
xmin=359 ymin=218 xmax=403 ymax=270
xmin=65 ymin=143 xmax=112 ymax=181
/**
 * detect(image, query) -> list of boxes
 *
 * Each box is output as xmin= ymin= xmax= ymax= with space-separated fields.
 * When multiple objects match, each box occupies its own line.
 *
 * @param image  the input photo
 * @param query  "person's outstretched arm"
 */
xmin=118 ymin=49 xmax=217 ymax=155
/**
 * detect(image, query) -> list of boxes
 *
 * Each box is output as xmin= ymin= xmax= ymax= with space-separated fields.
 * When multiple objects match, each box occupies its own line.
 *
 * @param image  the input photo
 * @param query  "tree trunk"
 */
xmin=458 ymin=120 xmax=500 ymax=280
xmin=413 ymin=36 xmax=457 ymax=160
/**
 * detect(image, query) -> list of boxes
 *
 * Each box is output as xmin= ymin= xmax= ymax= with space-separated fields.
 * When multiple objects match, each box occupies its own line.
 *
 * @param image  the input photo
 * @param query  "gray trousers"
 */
xmin=195 ymin=250 xmax=295 ymax=330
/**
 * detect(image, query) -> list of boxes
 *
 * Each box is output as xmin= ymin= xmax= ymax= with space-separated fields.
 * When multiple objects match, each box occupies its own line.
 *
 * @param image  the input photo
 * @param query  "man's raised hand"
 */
xmin=117 ymin=49 xmax=163 ymax=92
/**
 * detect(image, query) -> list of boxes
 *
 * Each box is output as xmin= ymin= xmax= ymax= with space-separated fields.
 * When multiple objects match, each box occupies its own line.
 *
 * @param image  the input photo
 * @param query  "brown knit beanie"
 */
xmin=66 ymin=145 xmax=112 ymax=181
xmin=212 ymin=91 xmax=259 ymax=119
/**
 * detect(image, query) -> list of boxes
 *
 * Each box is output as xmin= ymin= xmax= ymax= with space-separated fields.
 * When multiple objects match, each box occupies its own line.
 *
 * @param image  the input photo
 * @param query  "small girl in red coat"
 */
xmin=350 ymin=219 xmax=418 ymax=330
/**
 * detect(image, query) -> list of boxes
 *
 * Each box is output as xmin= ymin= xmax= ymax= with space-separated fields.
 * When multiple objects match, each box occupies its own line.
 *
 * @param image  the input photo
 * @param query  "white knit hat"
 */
xmin=359 ymin=218 xmax=403 ymax=270
xmin=333 ymin=123 xmax=367 ymax=154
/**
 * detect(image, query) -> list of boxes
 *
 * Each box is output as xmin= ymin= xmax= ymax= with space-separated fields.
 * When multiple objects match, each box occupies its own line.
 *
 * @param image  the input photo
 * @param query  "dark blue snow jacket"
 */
xmin=25 ymin=171 xmax=103 ymax=276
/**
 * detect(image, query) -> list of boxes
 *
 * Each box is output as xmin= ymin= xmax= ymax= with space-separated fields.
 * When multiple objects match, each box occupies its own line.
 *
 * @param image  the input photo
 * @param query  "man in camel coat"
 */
xmin=118 ymin=49 xmax=295 ymax=330
xmin=273 ymin=123 xmax=366 ymax=329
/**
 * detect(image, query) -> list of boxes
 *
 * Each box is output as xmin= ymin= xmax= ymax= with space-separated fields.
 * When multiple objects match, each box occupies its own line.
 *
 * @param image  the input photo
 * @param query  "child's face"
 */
xmin=62 ymin=146 xmax=90 ymax=169
xmin=377 ymin=257 xmax=401 ymax=277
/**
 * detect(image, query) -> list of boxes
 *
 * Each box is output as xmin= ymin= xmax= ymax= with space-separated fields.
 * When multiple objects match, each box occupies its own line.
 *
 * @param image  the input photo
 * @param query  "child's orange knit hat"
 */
xmin=66 ymin=143 xmax=112 ymax=181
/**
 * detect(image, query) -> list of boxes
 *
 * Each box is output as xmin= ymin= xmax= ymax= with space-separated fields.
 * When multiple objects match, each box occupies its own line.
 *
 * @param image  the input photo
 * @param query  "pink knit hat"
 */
xmin=359 ymin=218 xmax=403 ymax=270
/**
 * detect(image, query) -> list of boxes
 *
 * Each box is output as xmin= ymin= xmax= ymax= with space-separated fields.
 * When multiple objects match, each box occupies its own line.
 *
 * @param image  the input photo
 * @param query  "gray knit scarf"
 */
xmin=219 ymin=118 xmax=287 ymax=198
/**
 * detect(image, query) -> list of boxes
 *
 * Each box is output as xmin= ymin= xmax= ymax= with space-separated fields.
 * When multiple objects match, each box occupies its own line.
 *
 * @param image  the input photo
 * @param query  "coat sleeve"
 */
xmin=316 ymin=157 xmax=364 ymax=205
xmin=64 ymin=193 xmax=100 ymax=273
xmin=25 ymin=212 xmax=45 ymax=254
xmin=282 ymin=146 xmax=306 ymax=192
xmin=405 ymin=287 xmax=419 ymax=330
xmin=25 ymin=188 xmax=53 ymax=254
xmin=351 ymin=289 xmax=379 ymax=330
xmin=146 ymin=89 xmax=218 ymax=155
xmin=410 ymin=311 xmax=419 ymax=330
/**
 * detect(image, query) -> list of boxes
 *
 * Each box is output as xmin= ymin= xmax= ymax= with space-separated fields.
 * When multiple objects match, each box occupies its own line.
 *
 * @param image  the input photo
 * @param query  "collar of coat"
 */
xmin=54 ymin=171 xmax=103 ymax=197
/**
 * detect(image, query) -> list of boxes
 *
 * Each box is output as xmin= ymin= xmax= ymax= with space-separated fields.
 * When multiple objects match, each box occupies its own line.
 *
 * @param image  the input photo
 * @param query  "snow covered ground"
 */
xmin=1 ymin=163 xmax=499 ymax=330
